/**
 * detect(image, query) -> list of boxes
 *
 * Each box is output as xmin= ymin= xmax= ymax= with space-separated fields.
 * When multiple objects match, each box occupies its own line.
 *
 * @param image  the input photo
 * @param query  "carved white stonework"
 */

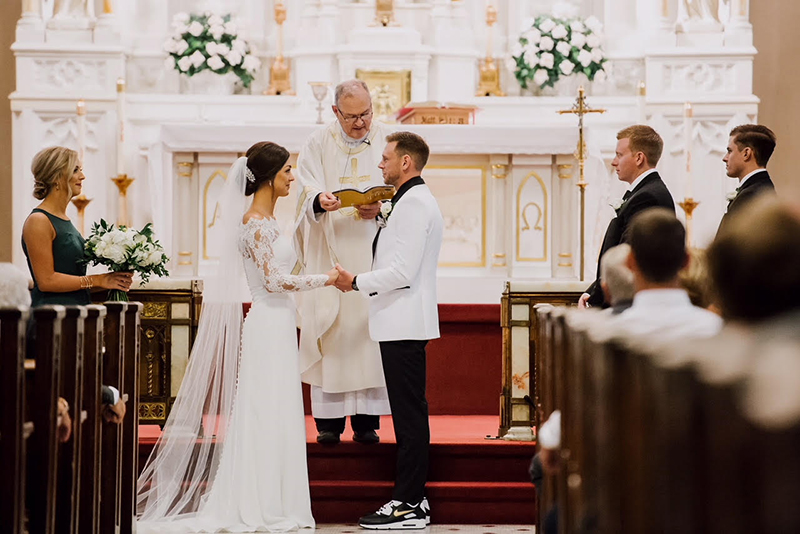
xmin=9 ymin=0 xmax=759 ymax=303
xmin=34 ymin=59 xmax=107 ymax=91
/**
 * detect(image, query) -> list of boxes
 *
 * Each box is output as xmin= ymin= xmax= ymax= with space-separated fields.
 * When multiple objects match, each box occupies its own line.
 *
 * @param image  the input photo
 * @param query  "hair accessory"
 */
xmin=245 ymin=166 xmax=256 ymax=183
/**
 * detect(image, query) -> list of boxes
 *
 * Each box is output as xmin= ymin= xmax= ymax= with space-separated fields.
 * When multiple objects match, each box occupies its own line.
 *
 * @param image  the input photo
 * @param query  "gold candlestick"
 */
xmin=70 ymin=194 xmax=93 ymax=236
xmin=558 ymin=86 xmax=606 ymax=281
xmin=476 ymin=3 xmax=504 ymax=97
xmin=374 ymin=0 xmax=397 ymax=27
xmin=265 ymin=1 xmax=295 ymax=95
xmin=678 ymin=197 xmax=700 ymax=246
xmin=111 ymin=173 xmax=135 ymax=227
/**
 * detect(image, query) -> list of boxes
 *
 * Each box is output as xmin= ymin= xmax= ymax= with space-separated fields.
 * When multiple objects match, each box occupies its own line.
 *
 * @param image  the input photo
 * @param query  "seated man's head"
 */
xmin=600 ymin=243 xmax=634 ymax=306
xmin=626 ymin=208 xmax=688 ymax=290
xmin=707 ymin=196 xmax=800 ymax=322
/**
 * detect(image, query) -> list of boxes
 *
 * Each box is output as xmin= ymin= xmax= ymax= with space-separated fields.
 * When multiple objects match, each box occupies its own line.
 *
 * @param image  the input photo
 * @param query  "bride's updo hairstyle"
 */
xmin=244 ymin=141 xmax=290 ymax=196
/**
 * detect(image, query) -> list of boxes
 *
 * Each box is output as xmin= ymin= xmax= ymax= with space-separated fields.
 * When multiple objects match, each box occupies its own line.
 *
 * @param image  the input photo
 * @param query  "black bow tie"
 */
xmin=623 ymin=190 xmax=632 ymax=201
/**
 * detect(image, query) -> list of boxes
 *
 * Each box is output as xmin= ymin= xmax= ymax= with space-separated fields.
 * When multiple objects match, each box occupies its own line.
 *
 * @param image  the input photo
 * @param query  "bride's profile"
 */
xmin=137 ymin=141 xmax=338 ymax=532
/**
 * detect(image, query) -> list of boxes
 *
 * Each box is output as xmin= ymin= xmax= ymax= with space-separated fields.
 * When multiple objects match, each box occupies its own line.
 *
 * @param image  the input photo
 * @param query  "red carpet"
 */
xmin=139 ymin=304 xmax=533 ymax=523
xmin=140 ymin=416 xmax=536 ymax=524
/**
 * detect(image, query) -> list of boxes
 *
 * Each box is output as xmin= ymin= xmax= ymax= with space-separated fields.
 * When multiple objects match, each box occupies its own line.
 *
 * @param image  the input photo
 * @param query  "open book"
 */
xmin=333 ymin=185 xmax=396 ymax=208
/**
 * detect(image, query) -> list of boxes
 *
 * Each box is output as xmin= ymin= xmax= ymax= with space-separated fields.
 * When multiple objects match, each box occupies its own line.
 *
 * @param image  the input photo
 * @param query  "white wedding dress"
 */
xmin=138 ymin=217 xmax=326 ymax=533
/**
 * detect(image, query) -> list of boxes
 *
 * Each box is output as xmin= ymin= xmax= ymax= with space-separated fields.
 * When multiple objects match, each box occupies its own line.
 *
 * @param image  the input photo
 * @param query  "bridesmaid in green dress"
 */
xmin=22 ymin=146 xmax=132 ymax=306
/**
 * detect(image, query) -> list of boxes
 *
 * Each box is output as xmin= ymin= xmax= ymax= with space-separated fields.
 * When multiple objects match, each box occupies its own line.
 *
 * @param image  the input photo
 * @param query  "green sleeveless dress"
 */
xmin=22 ymin=208 xmax=91 ymax=307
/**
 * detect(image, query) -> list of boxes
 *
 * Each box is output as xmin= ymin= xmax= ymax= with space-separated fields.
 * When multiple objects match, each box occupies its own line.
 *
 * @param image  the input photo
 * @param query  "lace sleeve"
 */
xmin=242 ymin=219 xmax=328 ymax=293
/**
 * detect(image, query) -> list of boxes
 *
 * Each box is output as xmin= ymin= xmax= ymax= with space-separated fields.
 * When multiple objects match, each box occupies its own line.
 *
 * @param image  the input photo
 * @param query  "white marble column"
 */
xmin=17 ymin=0 xmax=45 ymax=42
xmin=174 ymin=155 xmax=196 ymax=278
xmin=490 ymin=158 xmax=509 ymax=271
xmin=724 ymin=0 xmax=752 ymax=46
xmin=553 ymin=155 xmax=577 ymax=279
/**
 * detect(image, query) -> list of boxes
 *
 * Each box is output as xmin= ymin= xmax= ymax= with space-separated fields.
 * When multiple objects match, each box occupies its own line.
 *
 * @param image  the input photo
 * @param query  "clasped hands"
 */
xmin=328 ymin=263 xmax=356 ymax=293
xmin=319 ymin=192 xmax=380 ymax=219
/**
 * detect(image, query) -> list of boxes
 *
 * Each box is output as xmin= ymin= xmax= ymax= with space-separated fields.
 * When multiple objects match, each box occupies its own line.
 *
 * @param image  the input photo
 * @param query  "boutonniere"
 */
xmin=610 ymin=198 xmax=626 ymax=215
xmin=726 ymin=188 xmax=740 ymax=203
xmin=377 ymin=201 xmax=393 ymax=228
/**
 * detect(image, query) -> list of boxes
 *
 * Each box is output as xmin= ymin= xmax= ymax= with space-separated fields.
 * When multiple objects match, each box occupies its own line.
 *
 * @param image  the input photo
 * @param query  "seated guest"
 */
xmin=707 ymin=196 xmax=800 ymax=325
xmin=611 ymin=208 xmax=722 ymax=339
xmin=679 ymin=248 xmax=717 ymax=312
xmin=718 ymin=124 xmax=776 ymax=235
xmin=599 ymin=244 xmax=635 ymax=315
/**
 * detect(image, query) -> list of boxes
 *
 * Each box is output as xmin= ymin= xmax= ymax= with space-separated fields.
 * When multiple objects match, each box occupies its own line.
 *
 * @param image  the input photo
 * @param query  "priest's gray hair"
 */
xmin=334 ymin=79 xmax=371 ymax=107
xmin=600 ymin=243 xmax=635 ymax=305
xmin=0 ymin=263 xmax=32 ymax=307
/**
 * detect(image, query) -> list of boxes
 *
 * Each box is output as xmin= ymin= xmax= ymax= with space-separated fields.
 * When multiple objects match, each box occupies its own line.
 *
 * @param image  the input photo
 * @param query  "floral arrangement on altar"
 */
xmin=163 ymin=12 xmax=261 ymax=88
xmin=510 ymin=11 xmax=607 ymax=91
xmin=82 ymin=219 xmax=170 ymax=301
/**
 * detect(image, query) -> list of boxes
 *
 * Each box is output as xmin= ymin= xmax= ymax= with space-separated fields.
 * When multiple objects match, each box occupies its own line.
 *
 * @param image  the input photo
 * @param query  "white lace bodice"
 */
xmin=238 ymin=218 xmax=327 ymax=301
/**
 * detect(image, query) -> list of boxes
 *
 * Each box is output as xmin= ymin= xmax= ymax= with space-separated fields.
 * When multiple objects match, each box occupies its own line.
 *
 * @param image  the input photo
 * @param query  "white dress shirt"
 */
xmin=627 ymin=168 xmax=659 ymax=192
xmin=610 ymin=288 xmax=723 ymax=341
xmin=738 ymin=168 xmax=768 ymax=188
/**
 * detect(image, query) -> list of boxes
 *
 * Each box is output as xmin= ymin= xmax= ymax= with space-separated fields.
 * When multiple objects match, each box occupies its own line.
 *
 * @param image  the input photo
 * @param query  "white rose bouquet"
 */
xmin=164 ymin=12 xmax=261 ymax=88
xmin=82 ymin=219 xmax=170 ymax=301
xmin=510 ymin=14 xmax=607 ymax=91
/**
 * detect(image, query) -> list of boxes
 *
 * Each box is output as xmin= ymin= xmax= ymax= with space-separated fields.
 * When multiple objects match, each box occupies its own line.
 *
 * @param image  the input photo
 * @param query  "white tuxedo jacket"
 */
xmin=356 ymin=179 xmax=443 ymax=342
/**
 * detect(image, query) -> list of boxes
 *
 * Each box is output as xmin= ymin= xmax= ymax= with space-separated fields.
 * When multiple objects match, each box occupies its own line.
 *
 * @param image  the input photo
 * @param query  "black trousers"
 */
xmin=314 ymin=414 xmax=380 ymax=434
xmin=380 ymin=339 xmax=430 ymax=504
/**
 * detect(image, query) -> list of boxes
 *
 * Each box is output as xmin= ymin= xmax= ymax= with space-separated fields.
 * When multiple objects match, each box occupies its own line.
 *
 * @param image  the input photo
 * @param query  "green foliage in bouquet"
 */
xmin=82 ymin=219 xmax=170 ymax=301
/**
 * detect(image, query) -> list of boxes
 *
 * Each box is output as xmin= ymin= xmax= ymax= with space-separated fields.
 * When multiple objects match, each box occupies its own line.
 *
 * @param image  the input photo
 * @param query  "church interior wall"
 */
xmin=0 ymin=1 xmax=21 ymax=262
xmin=751 ymin=1 xmax=800 ymax=204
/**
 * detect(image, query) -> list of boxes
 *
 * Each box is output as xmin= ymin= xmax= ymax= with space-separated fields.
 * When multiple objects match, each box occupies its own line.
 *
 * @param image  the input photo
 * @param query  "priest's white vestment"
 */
xmin=293 ymin=121 xmax=394 ymax=418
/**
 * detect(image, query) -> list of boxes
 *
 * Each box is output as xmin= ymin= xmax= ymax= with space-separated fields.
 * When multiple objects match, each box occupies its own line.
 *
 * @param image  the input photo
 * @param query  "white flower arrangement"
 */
xmin=82 ymin=219 xmax=170 ymax=301
xmin=164 ymin=12 xmax=260 ymax=88
xmin=377 ymin=201 xmax=393 ymax=227
xmin=511 ymin=14 xmax=607 ymax=91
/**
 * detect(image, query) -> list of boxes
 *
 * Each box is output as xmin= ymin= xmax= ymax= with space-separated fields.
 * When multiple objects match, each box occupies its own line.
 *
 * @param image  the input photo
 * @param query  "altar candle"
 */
xmin=76 ymin=99 xmax=86 ymax=164
xmin=116 ymin=77 xmax=126 ymax=176
xmin=684 ymin=102 xmax=693 ymax=198
xmin=637 ymin=81 xmax=647 ymax=124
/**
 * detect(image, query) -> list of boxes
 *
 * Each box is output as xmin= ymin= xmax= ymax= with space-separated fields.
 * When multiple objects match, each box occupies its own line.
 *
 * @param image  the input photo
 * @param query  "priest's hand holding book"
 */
xmin=318 ymin=191 xmax=381 ymax=219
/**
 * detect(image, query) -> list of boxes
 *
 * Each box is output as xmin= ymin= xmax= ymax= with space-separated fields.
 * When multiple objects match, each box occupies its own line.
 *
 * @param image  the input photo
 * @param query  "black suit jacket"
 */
xmin=717 ymin=170 xmax=775 ymax=236
xmin=586 ymin=171 xmax=675 ymax=307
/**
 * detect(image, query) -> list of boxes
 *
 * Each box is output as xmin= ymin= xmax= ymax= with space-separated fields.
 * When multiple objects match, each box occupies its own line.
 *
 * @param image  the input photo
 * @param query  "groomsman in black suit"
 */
xmin=579 ymin=125 xmax=675 ymax=309
xmin=717 ymin=124 xmax=777 ymax=235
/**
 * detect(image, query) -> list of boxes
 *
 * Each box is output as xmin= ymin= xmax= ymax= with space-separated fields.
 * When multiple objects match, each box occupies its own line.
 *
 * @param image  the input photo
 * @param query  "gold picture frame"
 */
xmin=355 ymin=69 xmax=412 ymax=121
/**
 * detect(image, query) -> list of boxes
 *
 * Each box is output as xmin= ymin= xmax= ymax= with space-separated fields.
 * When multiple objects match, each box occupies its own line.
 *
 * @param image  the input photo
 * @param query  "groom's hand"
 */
xmin=334 ymin=264 xmax=355 ymax=292
xmin=356 ymin=202 xmax=380 ymax=220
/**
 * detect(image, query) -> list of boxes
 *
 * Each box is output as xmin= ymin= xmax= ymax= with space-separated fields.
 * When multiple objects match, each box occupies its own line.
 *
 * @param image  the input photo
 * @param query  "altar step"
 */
xmin=305 ymin=416 xmax=536 ymax=524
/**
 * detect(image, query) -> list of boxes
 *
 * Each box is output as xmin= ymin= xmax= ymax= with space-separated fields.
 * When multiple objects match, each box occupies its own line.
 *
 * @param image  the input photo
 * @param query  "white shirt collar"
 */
xmin=337 ymin=121 xmax=369 ymax=148
xmin=627 ymin=168 xmax=658 ymax=192
xmin=630 ymin=288 xmax=692 ymax=308
xmin=739 ymin=168 xmax=767 ymax=188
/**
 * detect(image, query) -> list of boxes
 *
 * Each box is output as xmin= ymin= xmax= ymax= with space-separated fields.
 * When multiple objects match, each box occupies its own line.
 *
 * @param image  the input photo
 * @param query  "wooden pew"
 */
xmin=120 ymin=302 xmax=142 ymax=534
xmin=28 ymin=306 xmax=65 ymax=534
xmin=0 ymin=307 xmax=31 ymax=534
xmin=79 ymin=305 xmax=106 ymax=534
xmin=100 ymin=302 xmax=127 ymax=534
xmin=55 ymin=307 xmax=87 ymax=534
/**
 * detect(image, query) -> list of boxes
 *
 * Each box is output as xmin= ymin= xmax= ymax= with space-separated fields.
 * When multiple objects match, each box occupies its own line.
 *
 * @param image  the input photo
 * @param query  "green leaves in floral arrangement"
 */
xmin=164 ymin=11 xmax=261 ymax=88
xmin=510 ymin=14 xmax=607 ymax=90
xmin=82 ymin=219 xmax=170 ymax=285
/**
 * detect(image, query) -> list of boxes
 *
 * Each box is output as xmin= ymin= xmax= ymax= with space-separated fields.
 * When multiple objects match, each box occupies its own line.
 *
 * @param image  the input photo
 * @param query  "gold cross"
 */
xmin=340 ymin=158 xmax=371 ymax=188
xmin=557 ymin=86 xmax=605 ymax=282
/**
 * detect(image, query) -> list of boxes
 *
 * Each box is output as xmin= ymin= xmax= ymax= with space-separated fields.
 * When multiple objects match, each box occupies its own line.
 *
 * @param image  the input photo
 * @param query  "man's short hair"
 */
xmin=730 ymin=124 xmax=776 ymax=167
xmin=628 ymin=208 xmax=687 ymax=283
xmin=334 ymin=79 xmax=370 ymax=107
xmin=600 ymin=244 xmax=635 ymax=305
xmin=707 ymin=196 xmax=800 ymax=322
xmin=386 ymin=131 xmax=430 ymax=171
xmin=617 ymin=125 xmax=664 ymax=167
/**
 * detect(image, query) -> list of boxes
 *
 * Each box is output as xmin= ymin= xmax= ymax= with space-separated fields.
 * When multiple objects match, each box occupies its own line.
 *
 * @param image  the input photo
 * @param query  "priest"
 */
xmin=293 ymin=79 xmax=393 ymax=444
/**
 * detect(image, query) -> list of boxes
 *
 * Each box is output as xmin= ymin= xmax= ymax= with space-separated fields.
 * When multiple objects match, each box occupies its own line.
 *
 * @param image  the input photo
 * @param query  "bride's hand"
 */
xmin=325 ymin=267 xmax=339 ymax=286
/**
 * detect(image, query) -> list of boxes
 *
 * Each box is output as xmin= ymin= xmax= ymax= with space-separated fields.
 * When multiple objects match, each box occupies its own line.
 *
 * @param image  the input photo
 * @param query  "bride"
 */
xmin=137 ymin=142 xmax=338 ymax=532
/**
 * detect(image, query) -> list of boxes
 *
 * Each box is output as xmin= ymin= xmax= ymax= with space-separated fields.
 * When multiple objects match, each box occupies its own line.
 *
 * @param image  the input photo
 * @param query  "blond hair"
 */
xmin=617 ymin=125 xmax=664 ymax=167
xmin=31 ymin=146 xmax=79 ymax=200
xmin=679 ymin=248 xmax=714 ymax=309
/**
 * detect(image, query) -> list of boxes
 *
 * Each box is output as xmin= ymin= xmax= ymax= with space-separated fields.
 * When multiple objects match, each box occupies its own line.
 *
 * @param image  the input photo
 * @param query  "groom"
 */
xmin=335 ymin=131 xmax=443 ymax=529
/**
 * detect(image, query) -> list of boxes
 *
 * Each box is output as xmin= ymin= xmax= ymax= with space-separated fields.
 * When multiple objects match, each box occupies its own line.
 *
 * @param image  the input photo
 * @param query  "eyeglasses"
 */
xmin=337 ymin=109 xmax=373 ymax=124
